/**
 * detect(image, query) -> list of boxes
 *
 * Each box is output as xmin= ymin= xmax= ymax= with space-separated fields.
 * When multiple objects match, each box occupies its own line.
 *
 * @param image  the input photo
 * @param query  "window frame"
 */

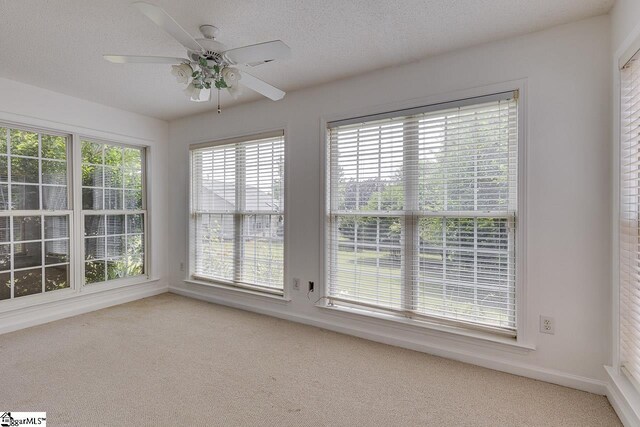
xmin=0 ymin=123 xmax=75 ymax=305
xmin=0 ymin=119 xmax=154 ymax=314
xmin=320 ymin=84 xmax=528 ymax=344
xmin=76 ymin=136 xmax=150 ymax=288
xmin=188 ymin=130 xmax=287 ymax=298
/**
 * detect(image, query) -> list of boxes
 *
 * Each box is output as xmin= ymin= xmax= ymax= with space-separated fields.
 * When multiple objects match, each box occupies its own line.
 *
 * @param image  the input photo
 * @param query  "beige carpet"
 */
xmin=0 ymin=293 xmax=620 ymax=426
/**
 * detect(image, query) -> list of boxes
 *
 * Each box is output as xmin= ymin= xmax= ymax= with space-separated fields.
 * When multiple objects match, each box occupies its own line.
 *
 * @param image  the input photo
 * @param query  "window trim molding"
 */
xmin=187 ymin=127 xmax=289 ymax=298
xmin=319 ymin=80 xmax=529 ymax=346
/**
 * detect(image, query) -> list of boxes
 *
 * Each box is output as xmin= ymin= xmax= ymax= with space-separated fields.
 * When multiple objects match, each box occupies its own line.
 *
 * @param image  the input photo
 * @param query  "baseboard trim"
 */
xmin=170 ymin=285 xmax=608 ymax=395
xmin=0 ymin=280 xmax=168 ymax=335
xmin=605 ymin=366 xmax=640 ymax=427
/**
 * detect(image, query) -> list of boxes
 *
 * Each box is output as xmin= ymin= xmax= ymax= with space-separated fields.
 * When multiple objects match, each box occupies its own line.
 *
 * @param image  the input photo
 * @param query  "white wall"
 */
xmin=168 ymin=16 xmax=612 ymax=390
xmin=0 ymin=76 xmax=170 ymax=331
xmin=612 ymin=0 xmax=640 ymax=54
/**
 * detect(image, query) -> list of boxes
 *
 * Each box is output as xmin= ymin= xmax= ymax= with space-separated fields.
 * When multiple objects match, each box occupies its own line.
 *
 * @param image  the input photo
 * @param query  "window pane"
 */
xmin=124 ymin=147 xmax=142 ymax=170
xmin=194 ymin=213 xmax=234 ymax=281
xmin=14 ymin=242 xmax=42 ymax=269
xmin=11 ymin=184 xmax=39 ymax=210
xmin=14 ymin=216 xmax=41 ymax=241
xmin=0 ymin=272 xmax=10 ymax=300
xmin=240 ymin=214 xmax=283 ymax=288
xmin=84 ymin=215 xmax=105 ymax=236
xmin=107 ymin=215 xmax=125 ymax=235
xmin=124 ymin=190 xmax=142 ymax=210
xmin=124 ymin=169 xmax=142 ymax=189
xmin=82 ymin=165 xmax=103 ymax=187
xmin=127 ymin=256 xmax=144 ymax=276
xmin=104 ymin=189 xmax=123 ymax=209
xmin=107 ymin=236 xmax=124 ymax=257
xmin=127 ymin=214 xmax=144 ymax=234
xmin=85 ymin=237 xmax=105 ymax=260
xmin=14 ymin=268 xmax=42 ymax=297
xmin=43 ymin=186 xmax=68 ymax=210
xmin=0 ymin=217 xmax=9 ymax=242
xmin=330 ymin=216 xmax=403 ymax=309
xmin=11 ymin=157 xmax=39 ymax=183
xmin=0 ymin=156 xmax=8 ymax=182
xmin=0 ymin=244 xmax=10 ymax=271
xmin=85 ymin=261 xmax=105 ymax=284
xmin=0 ymin=128 xmax=6 ymax=154
xmin=44 ymin=216 xmax=69 ymax=239
xmin=104 ymin=166 xmax=122 ymax=188
xmin=82 ymin=188 xmax=103 ymax=210
xmin=10 ymin=130 xmax=38 ymax=157
xmin=107 ymin=258 xmax=126 ymax=280
xmin=81 ymin=140 xmax=102 ymax=164
xmin=104 ymin=145 xmax=123 ymax=166
xmin=45 ymin=265 xmax=69 ymax=291
xmin=0 ymin=185 xmax=8 ymax=210
xmin=42 ymin=160 xmax=67 ymax=185
xmin=127 ymin=234 xmax=144 ymax=256
xmin=41 ymin=135 xmax=67 ymax=160
xmin=45 ymin=240 xmax=69 ymax=264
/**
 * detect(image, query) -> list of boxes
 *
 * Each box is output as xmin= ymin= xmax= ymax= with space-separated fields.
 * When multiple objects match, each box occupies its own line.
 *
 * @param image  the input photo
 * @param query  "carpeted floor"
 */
xmin=0 ymin=293 xmax=621 ymax=426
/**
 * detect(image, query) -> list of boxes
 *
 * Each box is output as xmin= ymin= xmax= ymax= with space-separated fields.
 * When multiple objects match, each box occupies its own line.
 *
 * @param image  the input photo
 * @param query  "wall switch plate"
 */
xmin=180 ymin=262 xmax=185 ymax=272
xmin=293 ymin=278 xmax=300 ymax=290
xmin=540 ymin=316 xmax=555 ymax=334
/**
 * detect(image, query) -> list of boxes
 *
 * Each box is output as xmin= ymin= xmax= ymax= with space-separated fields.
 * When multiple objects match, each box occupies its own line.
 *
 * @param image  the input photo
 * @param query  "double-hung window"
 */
xmin=0 ymin=127 xmax=72 ymax=300
xmin=81 ymin=140 xmax=147 ymax=284
xmin=190 ymin=131 xmax=285 ymax=294
xmin=326 ymin=92 xmax=519 ymax=335
xmin=620 ymin=49 xmax=640 ymax=390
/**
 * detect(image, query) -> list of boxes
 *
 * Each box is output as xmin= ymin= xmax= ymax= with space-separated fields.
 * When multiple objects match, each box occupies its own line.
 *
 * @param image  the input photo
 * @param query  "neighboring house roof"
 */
xmin=204 ymin=179 xmax=280 ymax=212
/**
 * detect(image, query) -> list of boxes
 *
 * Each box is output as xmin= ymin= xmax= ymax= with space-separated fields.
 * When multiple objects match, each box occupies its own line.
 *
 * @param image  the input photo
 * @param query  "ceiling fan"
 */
xmin=104 ymin=2 xmax=291 ymax=112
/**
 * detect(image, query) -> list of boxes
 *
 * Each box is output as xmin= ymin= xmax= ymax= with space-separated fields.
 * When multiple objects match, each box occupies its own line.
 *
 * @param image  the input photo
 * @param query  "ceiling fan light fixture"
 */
xmin=104 ymin=1 xmax=291 ymax=112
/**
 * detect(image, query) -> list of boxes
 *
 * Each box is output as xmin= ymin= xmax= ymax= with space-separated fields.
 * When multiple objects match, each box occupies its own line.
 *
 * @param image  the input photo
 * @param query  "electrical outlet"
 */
xmin=293 ymin=278 xmax=300 ymax=290
xmin=540 ymin=316 xmax=555 ymax=334
xmin=308 ymin=281 xmax=315 ymax=292
xmin=180 ymin=262 xmax=184 ymax=272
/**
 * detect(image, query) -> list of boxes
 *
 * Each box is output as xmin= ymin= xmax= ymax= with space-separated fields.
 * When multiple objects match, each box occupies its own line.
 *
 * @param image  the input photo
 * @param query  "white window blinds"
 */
xmin=620 ymin=51 xmax=640 ymax=388
xmin=327 ymin=92 xmax=518 ymax=335
xmin=191 ymin=131 xmax=285 ymax=293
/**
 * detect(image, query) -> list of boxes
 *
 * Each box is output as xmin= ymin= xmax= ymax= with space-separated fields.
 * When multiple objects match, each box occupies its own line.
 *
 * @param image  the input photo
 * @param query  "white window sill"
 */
xmin=318 ymin=303 xmax=535 ymax=353
xmin=80 ymin=275 xmax=159 ymax=295
xmin=184 ymin=278 xmax=290 ymax=302
xmin=0 ymin=276 xmax=161 ymax=315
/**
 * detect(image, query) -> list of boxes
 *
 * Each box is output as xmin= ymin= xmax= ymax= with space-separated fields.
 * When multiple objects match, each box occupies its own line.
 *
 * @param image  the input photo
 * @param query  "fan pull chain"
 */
xmin=217 ymin=89 xmax=221 ymax=114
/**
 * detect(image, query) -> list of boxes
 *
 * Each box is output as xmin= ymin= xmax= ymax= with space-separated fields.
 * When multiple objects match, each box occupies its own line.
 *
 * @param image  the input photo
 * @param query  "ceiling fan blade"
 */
xmin=223 ymin=40 xmax=291 ymax=66
xmin=132 ymin=2 xmax=203 ymax=52
xmin=239 ymin=72 xmax=285 ymax=101
xmin=104 ymin=55 xmax=188 ymax=64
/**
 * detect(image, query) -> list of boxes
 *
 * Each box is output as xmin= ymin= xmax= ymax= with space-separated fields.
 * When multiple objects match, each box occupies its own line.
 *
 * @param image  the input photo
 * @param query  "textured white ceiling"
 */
xmin=0 ymin=0 xmax=614 ymax=121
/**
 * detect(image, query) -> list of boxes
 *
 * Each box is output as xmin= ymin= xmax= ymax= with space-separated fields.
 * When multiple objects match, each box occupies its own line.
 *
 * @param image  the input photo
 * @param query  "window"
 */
xmin=0 ymin=127 xmax=71 ymax=300
xmin=620 ymin=50 xmax=640 ymax=389
xmin=326 ymin=92 xmax=518 ymax=335
xmin=82 ymin=140 xmax=146 ymax=284
xmin=190 ymin=131 xmax=285 ymax=294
